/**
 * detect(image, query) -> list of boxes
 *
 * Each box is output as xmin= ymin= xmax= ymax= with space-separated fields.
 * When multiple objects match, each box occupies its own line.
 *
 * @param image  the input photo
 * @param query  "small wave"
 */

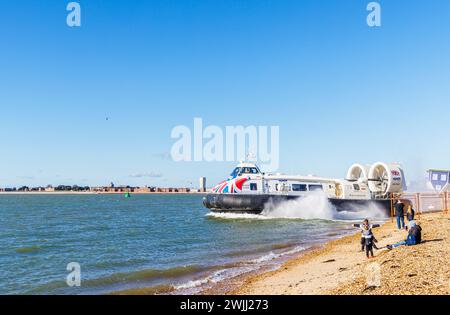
xmin=15 ymin=245 xmax=42 ymax=254
xmin=248 ymin=245 xmax=306 ymax=264
xmin=25 ymin=279 xmax=67 ymax=294
xmin=249 ymin=252 xmax=279 ymax=264
xmin=224 ymin=243 xmax=296 ymax=258
xmin=83 ymin=265 xmax=204 ymax=287
xmin=174 ymin=278 xmax=210 ymax=290
xmin=93 ymin=258 xmax=148 ymax=269
xmin=271 ymin=243 xmax=296 ymax=250
xmin=111 ymin=284 xmax=175 ymax=295
xmin=25 ymin=265 xmax=208 ymax=295
xmin=174 ymin=266 xmax=254 ymax=293
xmin=174 ymin=245 xmax=307 ymax=293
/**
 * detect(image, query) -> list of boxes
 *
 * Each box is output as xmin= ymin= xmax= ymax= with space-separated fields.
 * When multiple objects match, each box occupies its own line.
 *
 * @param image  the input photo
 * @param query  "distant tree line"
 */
xmin=54 ymin=185 xmax=90 ymax=191
xmin=8 ymin=185 xmax=91 ymax=192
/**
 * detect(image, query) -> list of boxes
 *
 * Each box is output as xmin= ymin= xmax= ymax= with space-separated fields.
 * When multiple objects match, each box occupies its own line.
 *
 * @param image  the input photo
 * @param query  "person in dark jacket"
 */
xmin=394 ymin=200 xmax=405 ymax=230
xmin=387 ymin=221 xmax=422 ymax=249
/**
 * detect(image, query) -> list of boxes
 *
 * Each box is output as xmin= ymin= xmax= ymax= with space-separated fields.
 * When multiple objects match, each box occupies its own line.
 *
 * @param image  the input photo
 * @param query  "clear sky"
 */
xmin=0 ymin=0 xmax=449 ymax=188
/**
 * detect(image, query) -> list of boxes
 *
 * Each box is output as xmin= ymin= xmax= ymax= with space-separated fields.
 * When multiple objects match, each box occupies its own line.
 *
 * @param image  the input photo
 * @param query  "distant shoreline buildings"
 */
xmin=0 ymin=178 xmax=209 ymax=194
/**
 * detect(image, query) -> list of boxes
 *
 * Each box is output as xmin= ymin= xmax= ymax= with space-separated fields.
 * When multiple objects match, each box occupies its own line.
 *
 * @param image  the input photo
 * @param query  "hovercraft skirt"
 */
xmin=203 ymin=194 xmax=391 ymax=216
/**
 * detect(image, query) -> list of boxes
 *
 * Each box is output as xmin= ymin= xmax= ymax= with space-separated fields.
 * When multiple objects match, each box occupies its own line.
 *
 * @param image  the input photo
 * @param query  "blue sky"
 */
xmin=0 ymin=0 xmax=449 ymax=188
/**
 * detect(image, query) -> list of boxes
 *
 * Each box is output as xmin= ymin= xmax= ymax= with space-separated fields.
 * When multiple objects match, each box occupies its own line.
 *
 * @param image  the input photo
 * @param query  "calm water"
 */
xmin=0 ymin=194 xmax=380 ymax=295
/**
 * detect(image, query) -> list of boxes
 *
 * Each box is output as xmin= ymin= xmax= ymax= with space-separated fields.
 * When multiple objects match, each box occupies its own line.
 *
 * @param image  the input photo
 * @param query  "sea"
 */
xmin=0 ymin=193 xmax=387 ymax=295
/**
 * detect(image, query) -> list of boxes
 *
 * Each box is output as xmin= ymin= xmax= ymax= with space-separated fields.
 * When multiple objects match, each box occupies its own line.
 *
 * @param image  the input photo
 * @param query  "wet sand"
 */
xmin=231 ymin=212 xmax=449 ymax=295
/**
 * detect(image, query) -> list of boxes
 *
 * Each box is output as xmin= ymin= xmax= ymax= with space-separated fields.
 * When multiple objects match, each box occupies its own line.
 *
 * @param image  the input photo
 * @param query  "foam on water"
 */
xmin=248 ymin=245 xmax=307 ymax=263
xmin=174 ymin=244 xmax=308 ymax=294
xmin=174 ymin=266 xmax=255 ymax=294
xmin=205 ymin=212 xmax=271 ymax=220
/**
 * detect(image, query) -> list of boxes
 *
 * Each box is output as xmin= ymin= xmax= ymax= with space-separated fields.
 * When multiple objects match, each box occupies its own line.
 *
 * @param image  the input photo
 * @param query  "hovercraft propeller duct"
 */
xmin=346 ymin=164 xmax=370 ymax=183
xmin=368 ymin=162 xmax=406 ymax=197
xmin=347 ymin=162 xmax=406 ymax=197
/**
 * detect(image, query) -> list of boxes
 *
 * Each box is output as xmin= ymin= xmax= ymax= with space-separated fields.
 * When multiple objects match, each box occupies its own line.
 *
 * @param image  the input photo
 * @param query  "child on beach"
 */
xmin=353 ymin=219 xmax=380 ymax=258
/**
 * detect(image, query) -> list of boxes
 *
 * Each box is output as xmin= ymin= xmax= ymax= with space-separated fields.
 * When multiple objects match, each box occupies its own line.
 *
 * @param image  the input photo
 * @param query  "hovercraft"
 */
xmin=203 ymin=162 xmax=406 ymax=215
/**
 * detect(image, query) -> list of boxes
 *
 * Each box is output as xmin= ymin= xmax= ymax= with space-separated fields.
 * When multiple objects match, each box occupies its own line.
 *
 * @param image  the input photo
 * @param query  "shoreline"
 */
xmin=71 ymin=212 xmax=449 ymax=296
xmin=110 ymin=225 xmax=362 ymax=296
xmin=112 ymin=221 xmax=369 ymax=296
xmin=224 ymin=212 xmax=449 ymax=295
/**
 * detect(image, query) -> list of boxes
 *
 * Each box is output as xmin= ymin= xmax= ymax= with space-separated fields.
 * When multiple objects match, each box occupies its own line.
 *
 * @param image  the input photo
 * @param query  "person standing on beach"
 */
xmin=353 ymin=219 xmax=380 ymax=257
xmin=394 ymin=200 xmax=405 ymax=230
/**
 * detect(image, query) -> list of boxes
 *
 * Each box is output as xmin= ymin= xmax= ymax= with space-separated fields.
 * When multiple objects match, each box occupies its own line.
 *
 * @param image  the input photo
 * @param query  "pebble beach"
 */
xmin=232 ymin=212 xmax=449 ymax=295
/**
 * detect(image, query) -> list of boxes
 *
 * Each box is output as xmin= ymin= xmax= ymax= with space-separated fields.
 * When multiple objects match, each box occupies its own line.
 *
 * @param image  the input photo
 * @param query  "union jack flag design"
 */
xmin=213 ymin=176 xmax=248 ymax=194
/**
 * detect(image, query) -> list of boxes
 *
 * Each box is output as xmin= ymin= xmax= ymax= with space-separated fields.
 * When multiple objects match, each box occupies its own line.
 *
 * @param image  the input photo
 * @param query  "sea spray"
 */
xmin=206 ymin=192 xmax=388 ymax=221
xmin=334 ymin=201 xmax=388 ymax=221
xmin=205 ymin=212 xmax=271 ymax=220
xmin=262 ymin=191 xmax=388 ymax=221
xmin=262 ymin=191 xmax=336 ymax=220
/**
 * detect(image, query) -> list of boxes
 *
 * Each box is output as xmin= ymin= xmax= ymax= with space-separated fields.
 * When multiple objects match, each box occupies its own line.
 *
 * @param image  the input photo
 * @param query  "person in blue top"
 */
xmin=387 ymin=220 xmax=422 ymax=249
xmin=394 ymin=200 xmax=406 ymax=230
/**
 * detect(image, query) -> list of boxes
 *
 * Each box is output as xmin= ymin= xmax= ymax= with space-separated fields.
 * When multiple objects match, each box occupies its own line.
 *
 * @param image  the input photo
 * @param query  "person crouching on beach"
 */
xmin=387 ymin=220 xmax=422 ymax=249
xmin=353 ymin=219 xmax=380 ymax=258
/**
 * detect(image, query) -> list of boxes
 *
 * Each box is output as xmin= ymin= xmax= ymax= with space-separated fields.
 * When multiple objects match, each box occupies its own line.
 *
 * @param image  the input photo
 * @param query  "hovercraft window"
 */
xmin=292 ymin=184 xmax=307 ymax=192
xmin=308 ymin=185 xmax=323 ymax=191
xmin=250 ymin=183 xmax=258 ymax=191
xmin=353 ymin=184 xmax=360 ymax=191
xmin=240 ymin=167 xmax=260 ymax=174
xmin=230 ymin=167 xmax=241 ymax=177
